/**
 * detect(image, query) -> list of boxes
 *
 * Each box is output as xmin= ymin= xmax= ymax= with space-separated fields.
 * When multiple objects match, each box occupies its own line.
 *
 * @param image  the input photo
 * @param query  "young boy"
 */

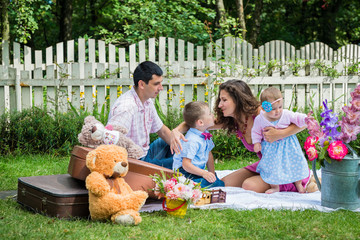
xmin=173 ymin=101 xmax=224 ymax=188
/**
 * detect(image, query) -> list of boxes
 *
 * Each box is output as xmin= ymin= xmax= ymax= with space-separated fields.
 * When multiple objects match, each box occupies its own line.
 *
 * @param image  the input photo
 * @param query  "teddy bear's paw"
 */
xmin=114 ymin=214 xmax=135 ymax=225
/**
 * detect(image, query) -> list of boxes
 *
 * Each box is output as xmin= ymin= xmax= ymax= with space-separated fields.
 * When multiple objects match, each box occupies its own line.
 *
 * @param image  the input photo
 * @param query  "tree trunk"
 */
xmin=235 ymin=0 xmax=247 ymax=39
xmin=215 ymin=0 xmax=227 ymax=29
xmin=58 ymin=0 xmax=73 ymax=42
xmin=248 ymin=0 xmax=263 ymax=46
xmin=1 ymin=0 xmax=10 ymax=41
xmin=319 ymin=0 xmax=341 ymax=49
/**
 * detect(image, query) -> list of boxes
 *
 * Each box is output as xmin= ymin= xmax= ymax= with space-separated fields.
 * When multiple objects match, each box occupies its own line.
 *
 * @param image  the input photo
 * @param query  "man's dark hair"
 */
xmin=133 ymin=61 xmax=163 ymax=87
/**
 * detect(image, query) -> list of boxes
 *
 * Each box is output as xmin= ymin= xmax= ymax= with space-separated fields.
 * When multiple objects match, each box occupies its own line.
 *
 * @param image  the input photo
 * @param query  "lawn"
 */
xmin=1 ymin=154 xmax=360 ymax=239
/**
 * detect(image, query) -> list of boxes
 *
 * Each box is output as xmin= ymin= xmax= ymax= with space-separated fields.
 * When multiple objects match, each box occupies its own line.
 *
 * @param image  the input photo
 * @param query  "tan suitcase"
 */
xmin=17 ymin=174 xmax=89 ymax=219
xmin=68 ymin=145 xmax=173 ymax=199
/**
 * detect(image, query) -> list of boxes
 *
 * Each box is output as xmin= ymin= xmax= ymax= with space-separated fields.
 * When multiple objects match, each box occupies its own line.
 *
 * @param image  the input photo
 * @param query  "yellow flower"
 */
xmin=205 ymin=73 xmax=209 ymax=77
xmin=180 ymin=91 xmax=184 ymax=95
xmin=168 ymin=89 xmax=173 ymax=92
xmin=80 ymin=92 xmax=84 ymax=98
xmin=92 ymin=93 xmax=96 ymax=98
xmin=205 ymin=92 xmax=208 ymax=96
xmin=118 ymin=91 xmax=122 ymax=94
xmin=106 ymin=96 xmax=110 ymax=100
xmin=106 ymin=86 xmax=110 ymax=89
xmin=181 ymin=84 xmax=185 ymax=86
xmin=67 ymin=97 xmax=70 ymax=101
xmin=194 ymin=84 xmax=197 ymax=89
xmin=180 ymin=105 xmax=184 ymax=108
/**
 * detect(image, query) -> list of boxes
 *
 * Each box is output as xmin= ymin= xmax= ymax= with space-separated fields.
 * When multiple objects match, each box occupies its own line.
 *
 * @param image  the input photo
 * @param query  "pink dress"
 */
xmin=236 ymin=116 xmax=310 ymax=192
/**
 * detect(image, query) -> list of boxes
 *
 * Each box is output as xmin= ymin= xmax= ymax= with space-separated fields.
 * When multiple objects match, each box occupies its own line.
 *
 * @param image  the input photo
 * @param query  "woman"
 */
xmin=171 ymin=79 xmax=310 ymax=193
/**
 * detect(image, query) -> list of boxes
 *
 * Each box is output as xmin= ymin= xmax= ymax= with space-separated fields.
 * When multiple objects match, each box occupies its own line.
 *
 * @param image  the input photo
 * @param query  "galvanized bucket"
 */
xmin=312 ymin=145 xmax=360 ymax=210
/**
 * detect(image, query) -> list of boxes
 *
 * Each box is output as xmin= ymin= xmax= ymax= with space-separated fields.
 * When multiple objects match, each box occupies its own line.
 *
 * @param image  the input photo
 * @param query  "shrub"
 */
xmin=0 ymin=108 xmax=85 ymax=155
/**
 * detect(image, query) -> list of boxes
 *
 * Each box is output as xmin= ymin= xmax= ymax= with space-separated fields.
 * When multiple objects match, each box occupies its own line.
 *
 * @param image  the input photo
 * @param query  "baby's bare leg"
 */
xmin=265 ymin=184 xmax=279 ymax=194
xmin=294 ymin=180 xmax=305 ymax=193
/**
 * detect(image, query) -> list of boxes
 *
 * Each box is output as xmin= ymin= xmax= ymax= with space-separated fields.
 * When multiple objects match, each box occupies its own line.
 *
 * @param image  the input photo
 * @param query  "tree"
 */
xmin=1 ymin=0 xmax=10 ymax=41
xmin=58 ymin=0 xmax=73 ymax=43
xmin=247 ymin=0 xmax=263 ymax=47
xmin=235 ymin=0 xmax=246 ymax=39
xmin=215 ymin=0 xmax=227 ymax=29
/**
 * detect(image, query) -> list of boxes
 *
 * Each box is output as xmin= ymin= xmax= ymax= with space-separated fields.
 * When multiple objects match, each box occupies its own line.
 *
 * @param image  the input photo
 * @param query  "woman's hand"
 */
xmin=263 ymin=124 xmax=305 ymax=143
xmin=263 ymin=127 xmax=282 ymax=143
xmin=170 ymin=129 xmax=187 ymax=154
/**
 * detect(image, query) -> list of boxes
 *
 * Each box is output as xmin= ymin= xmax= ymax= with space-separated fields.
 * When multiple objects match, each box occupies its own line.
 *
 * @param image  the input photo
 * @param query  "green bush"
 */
xmin=0 ymin=108 xmax=85 ymax=155
xmin=212 ymin=130 xmax=257 ymax=160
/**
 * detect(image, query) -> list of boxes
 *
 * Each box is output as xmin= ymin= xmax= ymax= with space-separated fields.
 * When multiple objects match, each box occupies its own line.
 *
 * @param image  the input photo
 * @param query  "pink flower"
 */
xmin=191 ymin=189 xmax=202 ymax=202
xmin=306 ymin=146 xmax=318 ymax=161
xmin=342 ymin=106 xmax=360 ymax=125
xmin=164 ymin=178 xmax=177 ymax=192
xmin=327 ymin=141 xmax=348 ymax=161
xmin=305 ymin=114 xmax=324 ymax=138
xmin=166 ymin=190 xmax=178 ymax=200
xmin=350 ymin=98 xmax=360 ymax=111
xmin=350 ymin=85 xmax=360 ymax=99
xmin=338 ymin=120 xmax=360 ymax=143
xmin=304 ymin=136 xmax=318 ymax=151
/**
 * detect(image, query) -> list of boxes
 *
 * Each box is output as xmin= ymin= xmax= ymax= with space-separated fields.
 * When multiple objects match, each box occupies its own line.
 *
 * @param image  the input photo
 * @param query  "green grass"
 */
xmin=1 ymin=154 xmax=359 ymax=239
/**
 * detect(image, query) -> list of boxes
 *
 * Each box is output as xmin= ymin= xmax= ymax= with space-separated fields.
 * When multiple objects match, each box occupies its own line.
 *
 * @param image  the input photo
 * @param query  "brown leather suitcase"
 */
xmin=17 ymin=174 xmax=90 ymax=219
xmin=68 ymin=145 xmax=174 ymax=199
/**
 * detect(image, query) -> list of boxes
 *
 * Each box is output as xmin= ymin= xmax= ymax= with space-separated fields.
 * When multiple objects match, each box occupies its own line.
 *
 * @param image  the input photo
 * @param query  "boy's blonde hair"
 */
xmin=183 ymin=101 xmax=209 ymax=128
xmin=260 ymin=87 xmax=282 ymax=103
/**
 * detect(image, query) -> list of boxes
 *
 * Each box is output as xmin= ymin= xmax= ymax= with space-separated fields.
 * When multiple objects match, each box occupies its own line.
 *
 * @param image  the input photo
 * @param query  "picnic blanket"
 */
xmin=140 ymin=170 xmax=360 ymax=213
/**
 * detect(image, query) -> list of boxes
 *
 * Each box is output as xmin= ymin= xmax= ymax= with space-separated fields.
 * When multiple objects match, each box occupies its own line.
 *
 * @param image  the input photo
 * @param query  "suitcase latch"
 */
xmin=42 ymin=197 xmax=47 ymax=205
xmin=21 ymin=188 xmax=26 ymax=196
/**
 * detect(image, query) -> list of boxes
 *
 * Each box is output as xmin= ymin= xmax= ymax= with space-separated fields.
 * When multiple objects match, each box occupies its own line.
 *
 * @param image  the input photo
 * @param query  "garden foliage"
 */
xmin=3 ymin=104 xmax=357 ymax=160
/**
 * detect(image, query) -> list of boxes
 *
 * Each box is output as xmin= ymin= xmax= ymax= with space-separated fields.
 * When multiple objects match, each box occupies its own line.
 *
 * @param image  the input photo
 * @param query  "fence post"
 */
xmin=15 ymin=73 xmax=21 ymax=112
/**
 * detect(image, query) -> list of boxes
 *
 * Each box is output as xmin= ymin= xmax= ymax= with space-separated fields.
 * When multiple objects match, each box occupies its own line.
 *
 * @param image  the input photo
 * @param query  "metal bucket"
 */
xmin=312 ymin=145 xmax=360 ymax=210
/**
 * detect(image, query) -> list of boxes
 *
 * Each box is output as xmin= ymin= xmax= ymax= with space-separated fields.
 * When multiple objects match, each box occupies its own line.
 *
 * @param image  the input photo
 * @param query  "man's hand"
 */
xmin=170 ymin=129 xmax=187 ymax=154
xmin=202 ymin=171 xmax=216 ymax=183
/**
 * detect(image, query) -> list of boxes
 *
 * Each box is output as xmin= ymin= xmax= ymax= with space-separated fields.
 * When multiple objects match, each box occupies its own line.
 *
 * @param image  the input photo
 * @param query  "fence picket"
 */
xmin=149 ymin=38 xmax=156 ymax=62
xmin=0 ymin=38 xmax=359 ymax=116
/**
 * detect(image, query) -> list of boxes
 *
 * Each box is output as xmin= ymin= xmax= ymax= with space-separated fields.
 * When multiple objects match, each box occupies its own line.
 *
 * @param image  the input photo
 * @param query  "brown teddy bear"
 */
xmin=78 ymin=116 xmax=144 ymax=159
xmin=306 ymin=175 xmax=321 ymax=193
xmin=85 ymin=144 xmax=149 ymax=225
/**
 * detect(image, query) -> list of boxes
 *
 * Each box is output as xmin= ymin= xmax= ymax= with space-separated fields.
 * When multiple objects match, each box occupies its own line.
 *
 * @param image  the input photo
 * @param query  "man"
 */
xmin=107 ymin=61 xmax=185 ymax=169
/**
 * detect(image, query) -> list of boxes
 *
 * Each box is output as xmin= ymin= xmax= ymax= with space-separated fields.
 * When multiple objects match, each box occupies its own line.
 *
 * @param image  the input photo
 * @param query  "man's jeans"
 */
xmin=141 ymin=138 xmax=173 ymax=169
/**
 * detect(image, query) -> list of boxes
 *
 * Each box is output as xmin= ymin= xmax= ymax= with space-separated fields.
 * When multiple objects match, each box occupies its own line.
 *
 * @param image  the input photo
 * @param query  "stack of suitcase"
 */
xmin=17 ymin=146 xmax=173 ymax=219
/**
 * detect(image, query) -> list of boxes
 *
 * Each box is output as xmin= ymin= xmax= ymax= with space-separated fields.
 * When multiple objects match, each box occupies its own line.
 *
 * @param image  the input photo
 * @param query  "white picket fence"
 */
xmin=0 ymin=37 xmax=359 ymax=116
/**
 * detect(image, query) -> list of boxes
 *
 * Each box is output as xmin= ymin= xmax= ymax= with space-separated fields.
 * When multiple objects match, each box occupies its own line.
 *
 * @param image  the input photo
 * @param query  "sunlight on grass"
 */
xmin=0 ymin=154 xmax=69 ymax=190
xmin=1 ymin=154 xmax=360 ymax=239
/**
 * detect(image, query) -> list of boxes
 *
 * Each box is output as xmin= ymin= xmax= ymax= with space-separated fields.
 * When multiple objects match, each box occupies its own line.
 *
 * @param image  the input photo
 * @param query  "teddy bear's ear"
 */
xmin=86 ymin=150 xmax=97 ymax=170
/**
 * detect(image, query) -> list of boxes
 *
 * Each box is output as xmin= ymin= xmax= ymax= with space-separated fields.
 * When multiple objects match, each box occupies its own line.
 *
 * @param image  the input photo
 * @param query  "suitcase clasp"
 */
xmin=42 ymin=197 xmax=47 ymax=205
xmin=21 ymin=188 xmax=26 ymax=196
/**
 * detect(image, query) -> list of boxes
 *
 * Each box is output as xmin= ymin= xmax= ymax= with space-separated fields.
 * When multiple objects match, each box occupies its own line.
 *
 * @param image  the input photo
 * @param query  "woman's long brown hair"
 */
xmin=214 ymin=79 xmax=260 ymax=133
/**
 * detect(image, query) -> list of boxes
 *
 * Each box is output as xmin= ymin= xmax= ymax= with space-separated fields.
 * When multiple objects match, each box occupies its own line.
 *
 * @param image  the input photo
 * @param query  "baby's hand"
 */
xmin=202 ymin=171 xmax=216 ymax=183
xmin=254 ymin=143 xmax=261 ymax=153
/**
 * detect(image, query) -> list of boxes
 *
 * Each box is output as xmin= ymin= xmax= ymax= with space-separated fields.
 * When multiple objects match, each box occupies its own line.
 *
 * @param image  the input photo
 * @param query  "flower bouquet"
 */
xmin=304 ymin=84 xmax=360 ymax=166
xmin=151 ymin=171 xmax=203 ymax=217
xmin=303 ymin=85 xmax=360 ymax=210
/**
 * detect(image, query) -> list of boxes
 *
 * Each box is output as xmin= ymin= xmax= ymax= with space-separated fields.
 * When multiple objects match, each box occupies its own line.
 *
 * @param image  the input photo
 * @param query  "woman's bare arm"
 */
xmin=263 ymin=124 xmax=306 ymax=143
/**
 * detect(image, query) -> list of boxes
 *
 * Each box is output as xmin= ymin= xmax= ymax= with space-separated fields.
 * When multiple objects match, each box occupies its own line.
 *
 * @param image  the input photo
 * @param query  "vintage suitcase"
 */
xmin=68 ymin=145 xmax=174 ymax=198
xmin=17 ymin=174 xmax=90 ymax=219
